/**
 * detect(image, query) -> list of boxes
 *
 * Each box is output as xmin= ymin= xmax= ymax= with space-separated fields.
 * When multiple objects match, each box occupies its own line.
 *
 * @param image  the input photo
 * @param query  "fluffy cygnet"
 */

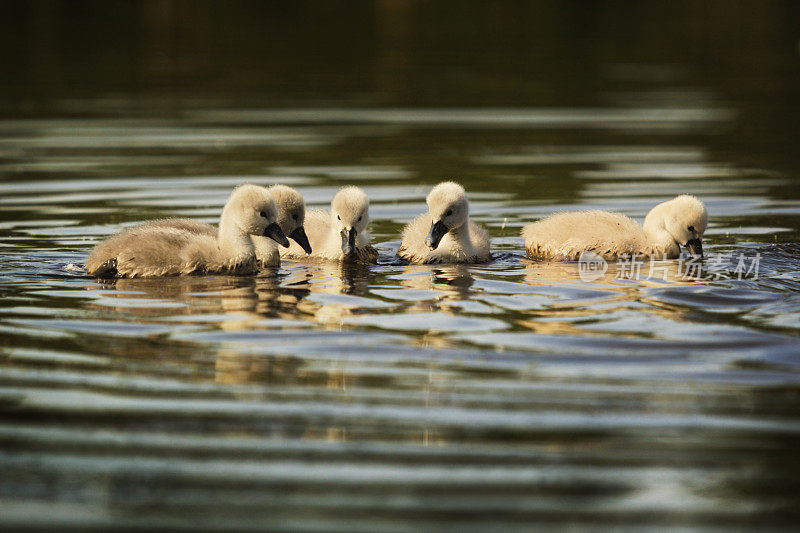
xmin=282 ymin=186 xmax=378 ymax=263
xmin=522 ymin=194 xmax=708 ymax=260
xmin=397 ymin=181 xmax=491 ymax=264
xmin=251 ymin=185 xmax=311 ymax=266
xmin=86 ymin=184 xmax=290 ymax=278
xmin=142 ymin=184 xmax=311 ymax=268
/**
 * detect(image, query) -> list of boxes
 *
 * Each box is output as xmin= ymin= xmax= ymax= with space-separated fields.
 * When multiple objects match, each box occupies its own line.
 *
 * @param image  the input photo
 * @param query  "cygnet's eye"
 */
xmin=445 ymin=209 xmax=453 ymax=217
xmin=259 ymin=211 xmax=267 ymax=218
xmin=688 ymin=225 xmax=695 ymax=232
xmin=357 ymin=215 xmax=362 ymax=222
xmin=337 ymin=215 xmax=341 ymax=221
xmin=292 ymin=213 xmax=298 ymax=221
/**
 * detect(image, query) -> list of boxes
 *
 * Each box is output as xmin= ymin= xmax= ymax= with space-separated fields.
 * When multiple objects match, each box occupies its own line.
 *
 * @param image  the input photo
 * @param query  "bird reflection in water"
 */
xmin=401 ymin=264 xmax=476 ymax=302
xmin=520 ymin=257 xmax=708 ymax=337
xmin=86 ymin=272 xmax=314 ymax=393
xmin=89 ymin=270 xmax=311 ymax=326
xmin=280 ymin=260 xmax=376 ymax=325
xmin=398 ymin=264 xmax=476 ymax=349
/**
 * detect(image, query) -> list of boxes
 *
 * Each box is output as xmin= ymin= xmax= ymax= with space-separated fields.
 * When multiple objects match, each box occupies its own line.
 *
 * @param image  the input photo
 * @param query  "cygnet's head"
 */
xmin=331 ymin=186 xmax=370 ymax=256
xmin=646 ymin=194 xmax=708 ymax=257
xmin=424 ymin=181 xmax=469 ymax=250
xmin=268 ymin=184 xmax=311 ymax=253
xmin=223 ymin=184 xmax=289 ymax=247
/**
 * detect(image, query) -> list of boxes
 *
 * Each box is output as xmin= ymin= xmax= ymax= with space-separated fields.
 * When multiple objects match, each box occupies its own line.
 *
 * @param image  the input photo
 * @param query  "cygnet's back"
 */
xmin=522 ymin=210 xmax=646 ymax=260
xmin=87 ymin=222 xmax=220 ymax=277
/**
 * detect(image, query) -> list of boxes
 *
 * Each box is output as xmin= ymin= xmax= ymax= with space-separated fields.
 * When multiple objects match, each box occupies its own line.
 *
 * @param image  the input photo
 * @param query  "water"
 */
xmin=2 ymin=2 xmax=800 ymax=530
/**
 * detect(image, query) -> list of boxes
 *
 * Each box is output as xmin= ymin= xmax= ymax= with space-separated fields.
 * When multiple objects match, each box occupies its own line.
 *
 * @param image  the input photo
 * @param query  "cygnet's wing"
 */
xmin=397 ymin=212 xmax=433 ymax=263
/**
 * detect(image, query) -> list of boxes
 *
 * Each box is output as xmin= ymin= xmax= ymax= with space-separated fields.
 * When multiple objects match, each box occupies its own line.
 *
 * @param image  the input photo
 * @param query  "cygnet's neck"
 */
xmin=253 ymin=235 xmax=279 ymax=265
xmin=218 ymin=212 xmax=255 ymax=258
xmin=442 ymin=219 xmax=472 ymax=250
xmin=642 ymin=210 xmax=680 ymax=258
xmin=328 ymin=212 xmax=339 ymax=233
xmin=320 ymin=212 xmax=343 ymax=257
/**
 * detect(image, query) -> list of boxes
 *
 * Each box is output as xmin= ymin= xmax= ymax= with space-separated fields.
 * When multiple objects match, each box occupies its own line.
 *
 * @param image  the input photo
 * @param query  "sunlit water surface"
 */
xmin=1 ymin=102 xmax=799 ymax=530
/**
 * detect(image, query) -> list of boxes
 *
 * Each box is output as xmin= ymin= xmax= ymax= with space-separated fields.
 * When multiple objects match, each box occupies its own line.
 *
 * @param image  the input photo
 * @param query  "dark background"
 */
xmin=2 ymin=1 xmax=799 ymax=106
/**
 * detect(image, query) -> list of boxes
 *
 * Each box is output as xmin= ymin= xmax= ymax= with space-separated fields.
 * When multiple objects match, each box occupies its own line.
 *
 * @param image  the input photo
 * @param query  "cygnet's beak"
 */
xmin=685 ymin=238 xmax=703 ymax=257
xmin=264 ymin=222 xmax=290 ymax=248
xmin=289 ymin=226 xmax=312 ymax=254
xmin=425 ymin=220 xmax=449 ymax=250
xmin=340 ymin=227 xmax=356 ymax=256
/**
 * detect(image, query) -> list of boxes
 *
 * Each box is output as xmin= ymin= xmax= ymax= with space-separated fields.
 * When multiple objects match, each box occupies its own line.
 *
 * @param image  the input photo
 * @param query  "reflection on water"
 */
xmin=2 ymin=0 xmax=800 ymax=530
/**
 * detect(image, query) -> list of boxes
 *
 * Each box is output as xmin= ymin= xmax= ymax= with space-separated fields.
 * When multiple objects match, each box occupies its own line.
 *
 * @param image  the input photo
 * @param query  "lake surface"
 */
xmin=2 ymin=2 xmax=800 ymax=530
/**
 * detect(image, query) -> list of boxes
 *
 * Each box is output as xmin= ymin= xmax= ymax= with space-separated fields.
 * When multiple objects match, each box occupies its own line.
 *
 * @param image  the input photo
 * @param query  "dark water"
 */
xmin=2 ymin=1 xmax=800 ymax=530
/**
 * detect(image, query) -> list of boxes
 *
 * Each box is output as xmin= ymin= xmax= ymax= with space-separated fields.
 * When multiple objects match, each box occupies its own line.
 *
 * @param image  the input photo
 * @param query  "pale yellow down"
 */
xmin=522 ymin=195 xmax=708 ymax=260
xmin=398 ymin=181 xmax=491 ymax=264
xmin=282 ymin=186 xmax=378 ymax=263
xmin=251 ymin=185 xmax=307 ymax=266
xmin=133 ymin=184 xmax=308 ymax=268
xmin=85 ymin=184 xmax=282 ymax=278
